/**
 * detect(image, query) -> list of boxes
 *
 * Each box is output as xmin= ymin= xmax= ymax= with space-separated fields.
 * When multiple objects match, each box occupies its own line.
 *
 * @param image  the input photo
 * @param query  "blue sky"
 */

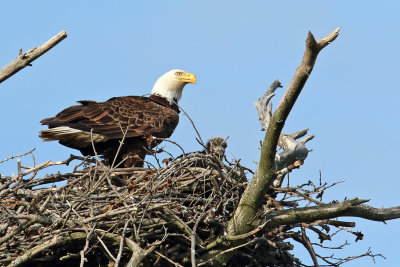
xmin=1 ymin=1 xmax=399 ymax=266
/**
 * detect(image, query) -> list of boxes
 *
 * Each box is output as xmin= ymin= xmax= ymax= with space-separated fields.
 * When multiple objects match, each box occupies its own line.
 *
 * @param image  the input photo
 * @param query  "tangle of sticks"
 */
xmin=0 ymin=147 xmax=385 ymax=267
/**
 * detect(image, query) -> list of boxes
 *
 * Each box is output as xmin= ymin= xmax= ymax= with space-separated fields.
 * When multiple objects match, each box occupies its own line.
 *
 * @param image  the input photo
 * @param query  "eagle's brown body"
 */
xmin=40 ymin=95 xmax=179 ymax=167
xmin=40 ymin=69 xmax=196 ymax=167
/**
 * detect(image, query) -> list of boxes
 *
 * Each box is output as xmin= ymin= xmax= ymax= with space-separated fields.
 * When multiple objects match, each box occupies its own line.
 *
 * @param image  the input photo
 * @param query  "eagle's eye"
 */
xmin=175 ymin=71 xmax=182 ymax=76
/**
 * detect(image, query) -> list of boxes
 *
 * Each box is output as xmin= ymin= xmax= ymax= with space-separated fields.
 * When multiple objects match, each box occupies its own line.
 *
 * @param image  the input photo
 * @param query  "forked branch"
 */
xmin=228 ymin=27 xmax=341 ymax=236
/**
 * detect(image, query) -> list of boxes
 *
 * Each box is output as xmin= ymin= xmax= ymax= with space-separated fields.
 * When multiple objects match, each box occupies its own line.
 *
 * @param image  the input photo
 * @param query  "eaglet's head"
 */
xmin=151 ymin=69 xmax=196 ymax=102
xmin=207 ymin=137 xmax=228 ymax=159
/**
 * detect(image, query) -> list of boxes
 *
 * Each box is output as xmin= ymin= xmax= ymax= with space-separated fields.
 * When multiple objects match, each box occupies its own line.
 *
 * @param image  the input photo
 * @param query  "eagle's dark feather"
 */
xmin=40 ymin=95 xmax=179 ymax=167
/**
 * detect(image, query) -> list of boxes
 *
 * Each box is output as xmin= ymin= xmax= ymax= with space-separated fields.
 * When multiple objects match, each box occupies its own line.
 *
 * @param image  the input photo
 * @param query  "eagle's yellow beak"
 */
xmin=178 ymin=72 xmax=196 ymax=84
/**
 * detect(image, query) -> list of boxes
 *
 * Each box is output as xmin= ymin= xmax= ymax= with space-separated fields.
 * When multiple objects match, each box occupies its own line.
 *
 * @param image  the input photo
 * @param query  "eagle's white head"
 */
xmin=151 ymin=69 xmax=196 ymax=103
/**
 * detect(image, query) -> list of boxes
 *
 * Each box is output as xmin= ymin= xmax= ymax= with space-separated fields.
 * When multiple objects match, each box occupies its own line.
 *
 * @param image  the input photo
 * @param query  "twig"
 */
xmin=80 ymin=226 xmax=95 ymax=267
xmin=97 ymin=236 xmax=117 ymax=262
xmin=197 ymin=238 xmax=256 ymax=267
xmin=111 ymin=125 xmax=129 ymax=168
xmin=300 ymin=227 xmax=319 ymax=266
xmin=175 ymin=101 xmax=204 ymax=146
xmin=0 ymin=148 xmax=35 ymax=164
xmin=191 ymin=211 xmax=210 ymax=267
xmin=115 ymin=219 xmax=130 ymax=266
xmin=154 ymin=251 xmax=184 ymax=267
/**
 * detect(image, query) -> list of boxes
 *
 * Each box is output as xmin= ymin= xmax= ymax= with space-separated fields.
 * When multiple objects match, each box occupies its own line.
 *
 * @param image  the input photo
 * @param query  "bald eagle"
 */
xmin=39 ymin=69 xmax=196 ymax=167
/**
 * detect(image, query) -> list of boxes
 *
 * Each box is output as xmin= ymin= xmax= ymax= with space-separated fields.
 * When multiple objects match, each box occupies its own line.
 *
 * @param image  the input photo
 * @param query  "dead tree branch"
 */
xmin=343 ymin=205 xmax=400 ymax=221
xmin=254 ymin=80 xmax=283 ymax=131
xmin=229 ymin=27 xmax=340 ymax=235
xmin=0 ymin=31 xmax=67 ymax=83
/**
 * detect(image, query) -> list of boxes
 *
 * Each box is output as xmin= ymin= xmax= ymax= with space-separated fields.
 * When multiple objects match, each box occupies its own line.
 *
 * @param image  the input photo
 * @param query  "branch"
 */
xmin=299 ymin=227 xmax=319 ymax=267
xmin=0 ymin=31 xmax=67 ymax=83
xmin=191 ymin=211 xmax=210 ymax=267
xmin=0 ymin=148 xmax=35 ymax=164
xmin=275 ymin=132 xmax=312 ymax=171
xmin=253 ymin=200 xmax=400 ymax=230
xmin=254 ymin=80 xmax=283 ymax=131
xmin=255 ymin=86 xmax=314 ymax=171
xmin=228 ymin=27 xmax=340 ymax=235
xmin=263 ymin=198 xmax=369 ymax=228
xmin=343 ymin=204 xmax=400 ymax=221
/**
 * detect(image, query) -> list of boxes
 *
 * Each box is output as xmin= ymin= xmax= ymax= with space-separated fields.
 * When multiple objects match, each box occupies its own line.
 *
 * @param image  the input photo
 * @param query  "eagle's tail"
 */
xmin=39 ymin=126 xmax=109 ymax=147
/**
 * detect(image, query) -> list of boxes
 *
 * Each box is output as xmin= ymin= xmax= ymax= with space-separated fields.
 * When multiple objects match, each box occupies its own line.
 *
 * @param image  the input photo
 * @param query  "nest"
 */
xmin=0 ymin=151 xmax=298 ymax=267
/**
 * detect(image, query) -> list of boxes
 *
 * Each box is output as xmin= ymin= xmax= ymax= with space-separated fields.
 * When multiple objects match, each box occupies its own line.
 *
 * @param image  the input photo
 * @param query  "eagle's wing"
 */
xmin=41 ymin=96 xmax=179 ymax=139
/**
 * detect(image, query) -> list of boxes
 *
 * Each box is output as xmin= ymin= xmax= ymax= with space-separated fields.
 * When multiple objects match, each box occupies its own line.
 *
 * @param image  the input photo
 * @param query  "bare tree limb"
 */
xmin=0 ymin=31 xmax=67 ymax=84
xmin=343 ymin=204 xmax=400 ymax=221
xmin=228 ymin=27 xmax=340 ymax=235
xmin=263 ymin=198 xmax=368 ymax=228
xmin=247 ymin=200 xmax=400 ymax=230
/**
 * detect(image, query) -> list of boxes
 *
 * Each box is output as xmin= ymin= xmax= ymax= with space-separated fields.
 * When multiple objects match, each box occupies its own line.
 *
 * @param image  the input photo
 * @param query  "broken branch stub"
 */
xmin=256 ymin=80 xmax=314 ymax=171
xmin=255 ymin=80 xmax=283 ymax=131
